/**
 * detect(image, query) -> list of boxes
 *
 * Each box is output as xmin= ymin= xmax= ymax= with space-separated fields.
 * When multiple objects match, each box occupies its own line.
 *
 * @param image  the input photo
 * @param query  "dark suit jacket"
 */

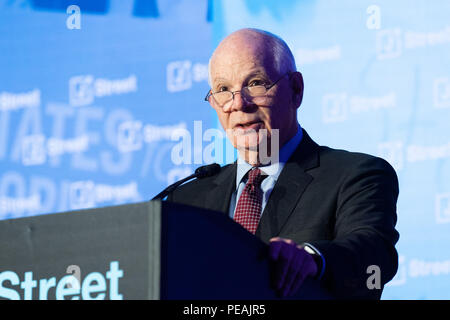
xmin=168 ymin=129 xmax=399 ymax=299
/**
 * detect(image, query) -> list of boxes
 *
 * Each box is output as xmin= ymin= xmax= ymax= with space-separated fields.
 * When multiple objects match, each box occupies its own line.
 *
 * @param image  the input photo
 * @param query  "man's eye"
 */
xmin=248 ymin=80 xmax=265 ymax=87
xmin=218 ymin=86 xmax=229 ymax=92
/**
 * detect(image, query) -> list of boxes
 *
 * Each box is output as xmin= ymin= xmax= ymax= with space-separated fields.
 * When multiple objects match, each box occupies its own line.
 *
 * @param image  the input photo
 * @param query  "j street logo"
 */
xmin=0 ymin=172 xmax=140 ymax=219
xmin=435 ymin=193 xmax=450 ymax=224
xmin=322 ymin=92 xmax=396 ymax=124
xmin=386 ymin=255 xmax=450 ymax=287
xmin=166 ymin=60 xmax=208 ymax=92
xmin=322 ymin=93 xmax=348 ymax=123
xmin=376 ymin=26 xmax=450 ymax=60
xmin=116 ymin=121 xmax=187 ymax=153
xmin=0 ymin=194 xmax=41 ymax=219
xmin=433 ymin=77 xmax=450 ymax=109
xmin=376 ymin=28 xmax=403 ymax=60
xmin=21 ymin=134 xmax=89 ymax=166
xmin=68 ymin=180 xmax=140 ymax=210
xmin=294 ymin=45 xmax=341 ymax=66
xmin=377 ymin=140 xmax=450 ymax=171
xmin=0 ymin=89 xmax=40 ymax=112
xmin=69 ymin=74 xmax=137 ymax=107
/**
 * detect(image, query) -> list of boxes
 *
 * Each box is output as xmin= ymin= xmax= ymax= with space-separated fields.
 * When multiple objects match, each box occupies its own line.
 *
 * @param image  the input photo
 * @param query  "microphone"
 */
xmin=151 ymin=163 xmax=221 ymax=200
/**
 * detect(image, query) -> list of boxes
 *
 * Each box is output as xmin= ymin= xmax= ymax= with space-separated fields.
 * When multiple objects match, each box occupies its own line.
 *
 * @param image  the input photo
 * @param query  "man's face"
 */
xmin=208 ymin=35 xmax=300 ymax=156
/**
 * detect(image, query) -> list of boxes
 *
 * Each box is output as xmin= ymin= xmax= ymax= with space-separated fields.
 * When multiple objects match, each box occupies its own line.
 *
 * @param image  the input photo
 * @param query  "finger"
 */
xmin=268 ymin=239 xmax=283 ymax=261
xmin=273 ymin=242 xmax=295 ymax=291
xmin=281 ymin=251 xmax=306 ymax=297
xmin=270 ymin=237 xmax=294 ymax=244
xmin=269 ymin=237 xmax=293 ymax=260
xmin=288 ymin=251 xmax=318 ymax=296
xmin=288 ymin=268 xmax=307 ymax=297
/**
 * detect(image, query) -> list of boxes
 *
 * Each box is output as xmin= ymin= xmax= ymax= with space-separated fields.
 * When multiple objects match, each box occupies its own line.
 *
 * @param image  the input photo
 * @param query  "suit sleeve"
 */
xmin=307 ymin=156 xmax=400 ymax=299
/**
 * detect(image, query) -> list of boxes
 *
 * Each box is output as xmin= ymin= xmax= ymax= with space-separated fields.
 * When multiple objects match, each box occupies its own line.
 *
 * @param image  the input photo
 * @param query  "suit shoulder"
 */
xmin=317 ymin=145 xmax=397 ymax=176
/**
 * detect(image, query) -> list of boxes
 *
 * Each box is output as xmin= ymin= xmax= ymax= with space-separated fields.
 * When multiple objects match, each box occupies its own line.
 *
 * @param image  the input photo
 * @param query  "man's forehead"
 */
xmin=212 ymin=31 xmax=269 ymax=62
xmin=210 ymin=38 xmax=277 ymax=81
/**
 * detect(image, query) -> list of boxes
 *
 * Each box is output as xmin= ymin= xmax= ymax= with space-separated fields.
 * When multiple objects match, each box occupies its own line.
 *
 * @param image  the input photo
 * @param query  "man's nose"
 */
xmin=228 ymin=91 xmax=251 ymax=112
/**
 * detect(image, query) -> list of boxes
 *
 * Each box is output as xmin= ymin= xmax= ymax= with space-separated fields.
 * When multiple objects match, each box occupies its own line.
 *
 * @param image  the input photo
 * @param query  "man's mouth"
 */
xmin=234 ymin=121 xmax=263 ymax=133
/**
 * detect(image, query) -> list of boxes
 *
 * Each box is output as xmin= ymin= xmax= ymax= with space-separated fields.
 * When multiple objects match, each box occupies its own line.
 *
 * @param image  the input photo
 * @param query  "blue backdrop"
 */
xmin=1 ymin=0 xmax=449 ymax=299
xmin=0 ymin=0 xmax=214 ymax=215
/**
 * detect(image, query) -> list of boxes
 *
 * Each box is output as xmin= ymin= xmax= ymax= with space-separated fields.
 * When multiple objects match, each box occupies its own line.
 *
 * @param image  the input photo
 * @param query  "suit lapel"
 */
xmin=204 ymin=163 xmax=237 ymax=214
xmin=256 ymin=130 xmax=320 ymax=243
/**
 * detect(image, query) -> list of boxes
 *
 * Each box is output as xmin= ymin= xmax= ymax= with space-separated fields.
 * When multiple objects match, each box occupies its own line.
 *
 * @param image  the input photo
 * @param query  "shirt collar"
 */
xmin=236 ymin=123 xmax=303 ymax=187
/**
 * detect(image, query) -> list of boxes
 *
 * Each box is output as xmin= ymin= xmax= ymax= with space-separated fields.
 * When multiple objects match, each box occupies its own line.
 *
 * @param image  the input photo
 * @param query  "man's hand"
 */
xmin=269 ymin=237 xmax=318 ymax=297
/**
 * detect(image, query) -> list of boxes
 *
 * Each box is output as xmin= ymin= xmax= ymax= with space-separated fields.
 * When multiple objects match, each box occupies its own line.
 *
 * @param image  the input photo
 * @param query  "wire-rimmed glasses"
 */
xmin=204 ymin=72 xmax=291 ymax=108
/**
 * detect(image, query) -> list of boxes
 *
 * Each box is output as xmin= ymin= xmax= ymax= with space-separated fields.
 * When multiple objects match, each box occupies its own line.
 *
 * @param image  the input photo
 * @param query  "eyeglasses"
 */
xmin=204 ymin=72 xmax=291 ymax=108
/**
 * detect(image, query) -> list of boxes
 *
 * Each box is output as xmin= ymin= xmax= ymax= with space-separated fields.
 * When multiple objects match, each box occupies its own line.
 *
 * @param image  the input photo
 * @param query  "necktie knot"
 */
xmin=247 ymin=168 xmax=265 ymax=189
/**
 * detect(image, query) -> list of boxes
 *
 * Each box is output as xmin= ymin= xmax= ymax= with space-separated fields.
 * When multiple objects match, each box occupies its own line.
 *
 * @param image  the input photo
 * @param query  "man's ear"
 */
xmin=290 ymin=72 xmax=304 ymax=108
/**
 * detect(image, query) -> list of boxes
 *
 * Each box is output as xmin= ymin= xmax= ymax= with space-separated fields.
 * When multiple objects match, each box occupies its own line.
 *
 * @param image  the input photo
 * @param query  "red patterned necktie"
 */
xmin=234 ymin=168 xmax=266 ymax=234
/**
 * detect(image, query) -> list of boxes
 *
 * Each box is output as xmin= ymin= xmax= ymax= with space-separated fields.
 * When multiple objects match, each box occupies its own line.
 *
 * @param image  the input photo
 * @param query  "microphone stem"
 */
xmin=151 ymin=173 xmax=197 ymax=200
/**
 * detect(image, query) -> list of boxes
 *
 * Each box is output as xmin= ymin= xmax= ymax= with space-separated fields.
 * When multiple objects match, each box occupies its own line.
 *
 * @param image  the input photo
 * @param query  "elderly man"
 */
xmin=168 ymin=28 xmax=399 ymax=299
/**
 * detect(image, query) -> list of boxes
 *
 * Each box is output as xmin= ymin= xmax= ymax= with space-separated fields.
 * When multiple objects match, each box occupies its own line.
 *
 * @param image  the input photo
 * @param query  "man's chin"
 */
xmin=234 ymin=135 xmax=263 ymax=151
xmin=236 ymin=144 xmax=259 ymax=152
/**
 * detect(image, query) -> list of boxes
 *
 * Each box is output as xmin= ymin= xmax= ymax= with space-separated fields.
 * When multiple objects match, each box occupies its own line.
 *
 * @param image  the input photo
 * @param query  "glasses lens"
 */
xmin=213 ymin=91 xmax=233 ymax=106
xmin=245 ymin=85 xmax=267 ymax=97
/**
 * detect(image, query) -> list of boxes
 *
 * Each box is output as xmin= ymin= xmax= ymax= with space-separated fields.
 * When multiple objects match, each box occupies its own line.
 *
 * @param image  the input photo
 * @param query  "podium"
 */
xmin=0 ymin=200 xmax=332 ymax=300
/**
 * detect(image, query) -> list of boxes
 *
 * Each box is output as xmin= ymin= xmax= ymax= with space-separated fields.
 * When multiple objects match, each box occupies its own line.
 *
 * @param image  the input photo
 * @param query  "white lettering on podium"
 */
xmin=0 ymin=261 xmax=123 ymax=300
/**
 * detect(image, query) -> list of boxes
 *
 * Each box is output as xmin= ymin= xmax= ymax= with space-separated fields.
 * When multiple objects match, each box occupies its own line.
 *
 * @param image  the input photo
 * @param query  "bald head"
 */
xmin=208 ymin=28 xmax=296 ymax=86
